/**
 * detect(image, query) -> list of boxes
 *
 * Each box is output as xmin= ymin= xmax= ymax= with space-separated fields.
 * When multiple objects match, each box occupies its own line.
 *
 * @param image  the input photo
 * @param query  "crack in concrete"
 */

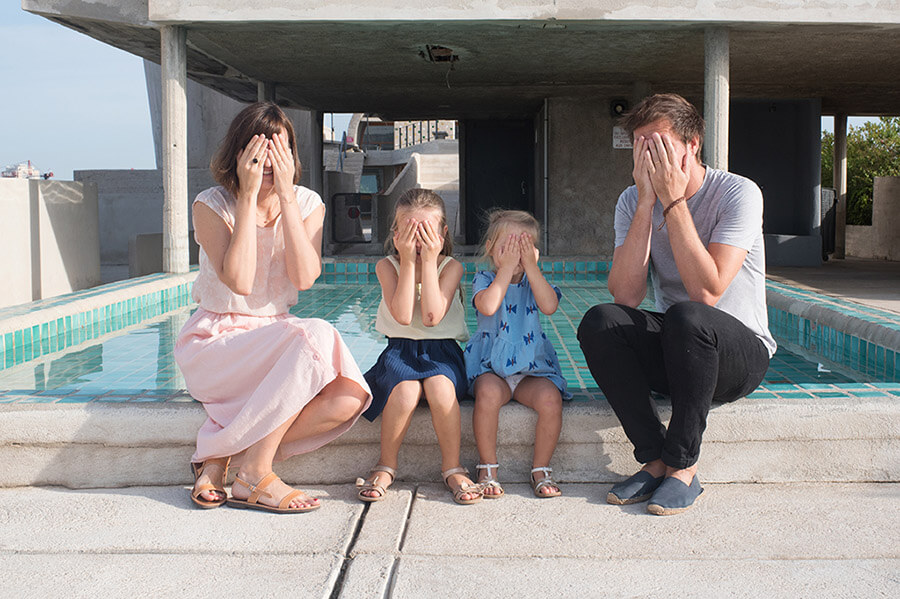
xmin=328 ymin=502 xmax=370 ymax=599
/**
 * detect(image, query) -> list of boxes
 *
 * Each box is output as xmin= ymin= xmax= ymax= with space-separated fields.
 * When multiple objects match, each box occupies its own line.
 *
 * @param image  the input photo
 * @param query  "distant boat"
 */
xmin=1 ymin=160 xmax=52 ymax=179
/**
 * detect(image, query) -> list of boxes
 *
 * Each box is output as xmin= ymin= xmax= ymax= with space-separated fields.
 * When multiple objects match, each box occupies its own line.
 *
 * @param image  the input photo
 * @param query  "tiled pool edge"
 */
xmin=0 ymin=259 xmax=898 ymax=384
xmin=767 ymin=288 xmax=899 ymax=383
xmin=0 ymin=270 xmax=197 ymax=372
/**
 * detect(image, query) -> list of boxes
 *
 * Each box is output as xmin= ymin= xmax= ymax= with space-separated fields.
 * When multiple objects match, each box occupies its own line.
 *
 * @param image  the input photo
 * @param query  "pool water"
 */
xmin=2 ymin=275 xmax=891 ymax=404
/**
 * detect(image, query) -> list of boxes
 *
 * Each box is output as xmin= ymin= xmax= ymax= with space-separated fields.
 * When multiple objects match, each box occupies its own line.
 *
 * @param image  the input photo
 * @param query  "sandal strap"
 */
xmin=441 ymin=466 xmax=468 ymax=482
xmin=279 ymin=489 xmax=306 ymax=510
xmin=476 ymin=463 xmax=499 ymax=475
xmin=234 ymin=472 xmax=277 ymax=504
xmin=369 ymin=465 xmax=396 ymax=483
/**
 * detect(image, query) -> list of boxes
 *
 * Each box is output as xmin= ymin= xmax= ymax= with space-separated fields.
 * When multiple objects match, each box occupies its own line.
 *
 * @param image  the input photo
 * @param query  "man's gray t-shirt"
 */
xmin=613 ymin=167 xmax=776 ymax=357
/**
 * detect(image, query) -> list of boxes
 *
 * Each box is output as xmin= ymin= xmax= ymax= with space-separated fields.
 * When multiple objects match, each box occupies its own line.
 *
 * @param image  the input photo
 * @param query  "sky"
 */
xmin=0 ymin=3 xmax=880 ymax=180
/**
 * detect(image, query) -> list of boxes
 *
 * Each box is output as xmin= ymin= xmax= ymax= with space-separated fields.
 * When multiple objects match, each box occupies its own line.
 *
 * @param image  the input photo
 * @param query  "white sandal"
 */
xmin=476 ymin=463 xmax=504 ymax=499
xmin=531 ymin=466 xmax=562 ymax=498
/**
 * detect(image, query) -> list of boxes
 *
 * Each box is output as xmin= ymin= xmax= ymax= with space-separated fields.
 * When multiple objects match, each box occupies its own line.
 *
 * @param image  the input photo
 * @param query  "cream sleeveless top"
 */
xmin=374 ymin=255 xmax=469 ymax=342
xmin=191 ymin=185 xmax=324 ymax=316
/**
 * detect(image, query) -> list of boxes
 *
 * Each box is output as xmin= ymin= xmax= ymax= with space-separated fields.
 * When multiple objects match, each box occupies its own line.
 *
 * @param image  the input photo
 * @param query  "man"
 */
xmin=578 ymin=93 xmax=775 ymax=515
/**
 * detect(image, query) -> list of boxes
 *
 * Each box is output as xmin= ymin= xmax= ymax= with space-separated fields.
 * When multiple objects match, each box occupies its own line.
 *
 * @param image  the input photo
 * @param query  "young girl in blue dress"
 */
xmin=466 ymin=210 xmax=570 ymax=499
xmin=356 ymin=189 xmax=483 ymax=505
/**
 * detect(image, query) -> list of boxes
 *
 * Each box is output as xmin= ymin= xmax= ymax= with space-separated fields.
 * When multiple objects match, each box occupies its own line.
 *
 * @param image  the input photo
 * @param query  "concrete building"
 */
xmin=22 ymin=0 xmax=900 ymax=269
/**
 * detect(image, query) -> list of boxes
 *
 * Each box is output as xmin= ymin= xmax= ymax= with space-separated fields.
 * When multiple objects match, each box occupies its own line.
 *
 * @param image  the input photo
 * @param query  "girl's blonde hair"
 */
xmin=479 ymin=209 xmax=542 ymax=269
xmin=384 ymin=188 xmax=453 ymax=257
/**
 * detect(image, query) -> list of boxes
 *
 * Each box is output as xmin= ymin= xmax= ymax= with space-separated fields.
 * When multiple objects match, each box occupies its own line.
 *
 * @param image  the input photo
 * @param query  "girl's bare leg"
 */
xmin=471 ymin=373 xmax=512 ymax=496
xmin=513 ymin=376 xmax=563 ymax=496
xmin=422 ymin=375 xmax=479 ymax=501
xmin=359 ymin=380 xmax=423 ymax=498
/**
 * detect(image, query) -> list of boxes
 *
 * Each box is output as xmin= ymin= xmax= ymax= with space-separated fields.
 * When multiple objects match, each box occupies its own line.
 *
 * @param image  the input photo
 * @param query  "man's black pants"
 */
xmin=577 ymin=301 xmax=770 ymax=469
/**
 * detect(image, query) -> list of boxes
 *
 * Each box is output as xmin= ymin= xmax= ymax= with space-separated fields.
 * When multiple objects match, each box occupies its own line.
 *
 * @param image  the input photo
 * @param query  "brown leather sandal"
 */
xmin=442 ymin=466 xmax=483 ymax=505
xmin=227 ymin=472 xmax=320 ymax=514
xmin=190 ymin=457 xmax=231 ymax=509
xmin=355 ymin=465 xmax=397 ymax=503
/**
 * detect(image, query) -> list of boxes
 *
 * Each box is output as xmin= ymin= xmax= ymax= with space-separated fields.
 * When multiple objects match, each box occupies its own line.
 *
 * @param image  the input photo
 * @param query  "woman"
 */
xmin=175 ymin=102 xmax=371 ymax=513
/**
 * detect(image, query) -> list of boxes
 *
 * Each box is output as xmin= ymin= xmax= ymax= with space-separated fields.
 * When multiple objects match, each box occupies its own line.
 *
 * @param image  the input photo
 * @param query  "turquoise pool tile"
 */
xmin=811 ymin=391 xmax=849 ymax=398
xmin=869 ymin=382 xmax=900 ymax=389
xmin=799 ymin=383 xmax=834 ymax=390
xmin=746 ymin=391 xmax=777 ymax=399
xmin=849 ymin=390 xmax=887 ymax=397
xmin=57 ymin=395 xmax=96 ymax=404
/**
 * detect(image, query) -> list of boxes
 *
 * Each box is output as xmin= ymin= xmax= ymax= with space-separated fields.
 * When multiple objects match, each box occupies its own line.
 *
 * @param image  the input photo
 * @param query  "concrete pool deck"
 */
xmin=769 ymin=257 xmax=900 ymax=315
xmin=3 ymin=482 xmax=898 ymax=597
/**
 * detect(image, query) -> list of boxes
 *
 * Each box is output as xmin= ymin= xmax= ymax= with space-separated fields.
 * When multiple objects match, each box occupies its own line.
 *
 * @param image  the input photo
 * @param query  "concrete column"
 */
xmin=833 ymin=114 xmax=848 ymax=259
xmin=257 ymin=81 xmax=276 ymax=102
xmin=161 ymin=25 xmax=189 ymax=274
xmin=703 ymin=28 xmax=730 ymax=170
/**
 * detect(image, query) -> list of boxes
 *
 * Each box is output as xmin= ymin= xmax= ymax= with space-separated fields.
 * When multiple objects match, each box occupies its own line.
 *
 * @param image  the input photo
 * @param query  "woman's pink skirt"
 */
xmin=174 ymin=308 xmax=372 ymax=464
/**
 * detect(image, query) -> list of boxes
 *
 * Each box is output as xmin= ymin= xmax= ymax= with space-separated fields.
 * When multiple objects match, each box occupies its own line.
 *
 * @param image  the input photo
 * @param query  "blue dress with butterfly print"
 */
xmin=464 ymin=270 xmax=571 ymax=398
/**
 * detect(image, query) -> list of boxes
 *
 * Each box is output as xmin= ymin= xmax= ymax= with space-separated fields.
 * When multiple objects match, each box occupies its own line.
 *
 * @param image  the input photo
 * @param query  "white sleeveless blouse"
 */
xmin=374 ymin=255 xmax=469 ymax=342
xmin=190 ymin=185 xmax=324 ymax=316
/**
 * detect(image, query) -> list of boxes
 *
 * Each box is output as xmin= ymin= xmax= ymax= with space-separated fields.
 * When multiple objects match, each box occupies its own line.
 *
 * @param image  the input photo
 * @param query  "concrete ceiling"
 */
xmin=32 ymin=14 xmax=900 ymax=118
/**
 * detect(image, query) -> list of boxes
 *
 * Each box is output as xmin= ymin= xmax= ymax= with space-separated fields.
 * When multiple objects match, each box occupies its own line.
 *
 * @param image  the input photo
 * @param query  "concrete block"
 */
xmin=0 ymin=484 xmax=362 ymax=555
xmin=400 ymin=483 xmax=900 ymax=560
xmin=1 ymin=396 xmax=899 ymax=488
xmin=389 ymin=556 xmax=900 ymax=598
xmin=3 ymin=554 xmax=343 ymax=599
xmin=338 ymin=554 xmax=396 ymax=599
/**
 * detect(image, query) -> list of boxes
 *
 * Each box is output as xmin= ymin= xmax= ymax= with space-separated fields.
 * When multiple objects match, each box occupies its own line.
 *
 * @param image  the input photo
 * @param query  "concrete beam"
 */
xmin=161 ymin=25 xmax=189 ymax=274
xmin=257 ymin=80 xmax=276 ymax=102
xmin=703 ymin=27 xmax=729 ymax=170
xmin=833 ymin=113 xmax=848 ymax=259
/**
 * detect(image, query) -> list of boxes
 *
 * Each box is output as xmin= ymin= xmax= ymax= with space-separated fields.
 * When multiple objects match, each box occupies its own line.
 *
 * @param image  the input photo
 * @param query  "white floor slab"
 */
xmin=2 ymin=554 xmax=342 ymax=599
xmin=0 ymin=484 xmax=362 ymax=555
xmin=401 ymin=483 xmax=900 ymax=560
xmin=389 ymin=556 xmax=900 ymax=598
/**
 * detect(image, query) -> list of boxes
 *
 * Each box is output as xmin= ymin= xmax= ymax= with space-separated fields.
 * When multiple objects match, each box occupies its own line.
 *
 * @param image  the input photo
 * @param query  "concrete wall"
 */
xmin=144 ymin=60 xmax=323 ymax=193
xmin=846 ymin=176 xmax=900 ymax=261
xmin=74 ymin=168 xmax=215 ymax=265
xmin=546 ymin=96 xmax=633 ymax=257
xmin=0 ymin=179 xmax=100 ymax=309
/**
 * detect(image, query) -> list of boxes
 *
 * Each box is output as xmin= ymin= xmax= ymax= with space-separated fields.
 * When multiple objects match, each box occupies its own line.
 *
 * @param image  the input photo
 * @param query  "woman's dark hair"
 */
xmin=210 ymin=102 xmax=302 ymax=197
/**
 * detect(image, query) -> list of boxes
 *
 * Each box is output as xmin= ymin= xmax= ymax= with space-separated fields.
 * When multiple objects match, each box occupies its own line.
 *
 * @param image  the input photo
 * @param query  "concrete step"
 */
xmin=1 ymin=396 xmax=897 ymax=488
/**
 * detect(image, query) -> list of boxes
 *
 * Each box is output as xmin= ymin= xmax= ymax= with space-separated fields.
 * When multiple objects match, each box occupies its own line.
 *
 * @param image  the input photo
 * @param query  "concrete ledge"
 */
xmin=1 ymin=396 xmax=898 ymax=488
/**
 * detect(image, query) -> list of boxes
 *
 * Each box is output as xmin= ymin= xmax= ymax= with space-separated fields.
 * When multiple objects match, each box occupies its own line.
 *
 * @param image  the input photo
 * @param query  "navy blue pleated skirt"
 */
xmin=362 ymin=337 xmax=467 ymax=421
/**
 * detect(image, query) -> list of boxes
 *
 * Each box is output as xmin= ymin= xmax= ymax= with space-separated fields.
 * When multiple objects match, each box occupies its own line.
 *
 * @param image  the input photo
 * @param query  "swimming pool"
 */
xmin=3 ymin=273 xmax=896 ymax=405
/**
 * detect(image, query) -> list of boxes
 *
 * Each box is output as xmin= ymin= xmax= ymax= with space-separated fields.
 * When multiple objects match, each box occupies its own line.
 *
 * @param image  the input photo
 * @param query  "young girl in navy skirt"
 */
xmin=356 ymin=189 xmax=483 ymax=505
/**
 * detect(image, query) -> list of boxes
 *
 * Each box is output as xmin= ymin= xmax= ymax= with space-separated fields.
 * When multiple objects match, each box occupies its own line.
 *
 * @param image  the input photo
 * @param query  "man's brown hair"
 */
xmin=620 ymin=93 xmax=705 ymax=159
xmin=210 ymin=102 xmax=302 ymax=198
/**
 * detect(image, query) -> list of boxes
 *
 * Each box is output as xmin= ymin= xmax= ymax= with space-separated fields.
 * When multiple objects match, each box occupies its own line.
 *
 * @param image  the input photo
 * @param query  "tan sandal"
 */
xmin=355 ymin=465 xmax=397 ymax=503
xmin=442 ymin=466 xmax=483 ymax=505
xmin=227 ymin=472 xmax=320 ymax=514
xmin=190 ymin=457 xmax=230 ymax=509
xmin=476 ymin=463 xmax=504 ymax=499
xmin=531 ymin=466 xmax=562 ymax=498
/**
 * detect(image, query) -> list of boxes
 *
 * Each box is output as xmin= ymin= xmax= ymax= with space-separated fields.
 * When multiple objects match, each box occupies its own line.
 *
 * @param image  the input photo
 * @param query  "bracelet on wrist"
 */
xmin=657 ymin=197 xmax=686 ymax=231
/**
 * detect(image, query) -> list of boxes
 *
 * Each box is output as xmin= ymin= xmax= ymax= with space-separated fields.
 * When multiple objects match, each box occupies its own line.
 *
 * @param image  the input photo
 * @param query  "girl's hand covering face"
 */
xmin=236 ymin=134 xmax=267 ymax=197
xmin=394 ymin=217 xmax=419 ymax=263
xmin=496 ymin=233 xmax=520 ymax=271
xmin=416 ymin=218 xmax=444 ymax=262
xmin=517 ymin=233 xmax=539 ymax=268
